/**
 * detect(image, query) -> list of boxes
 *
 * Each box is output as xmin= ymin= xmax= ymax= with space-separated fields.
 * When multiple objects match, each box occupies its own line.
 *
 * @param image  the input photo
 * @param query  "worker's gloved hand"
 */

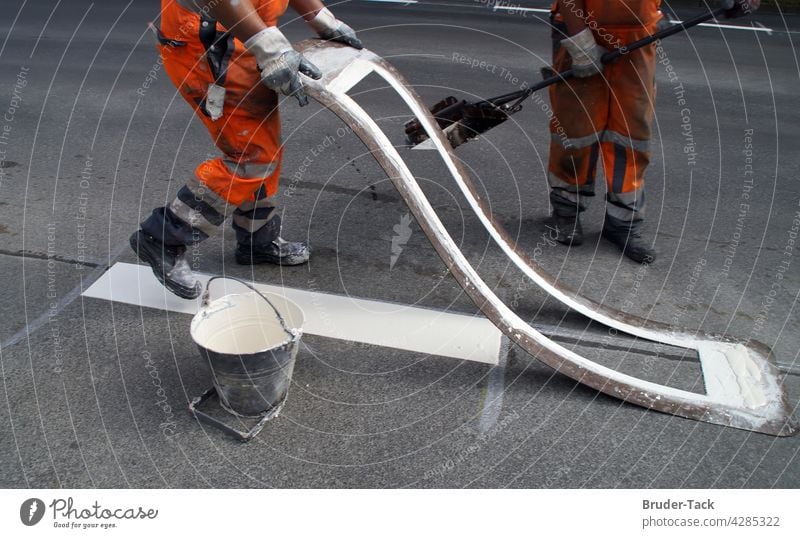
xmin=245 ymin=27 xmax=323 ymax=106
xmin=721 ymin=0 xmax=760 ymax=18
xmin=308 ymin=7 xmax=363 ymax=49
xmin=561 ymin=28 xmax=606 ymax=78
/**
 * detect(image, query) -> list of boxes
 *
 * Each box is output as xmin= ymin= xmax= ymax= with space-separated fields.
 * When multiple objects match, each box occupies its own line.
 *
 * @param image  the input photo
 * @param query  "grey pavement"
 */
xmin=0 ymin=0 xmax=799 ymax=488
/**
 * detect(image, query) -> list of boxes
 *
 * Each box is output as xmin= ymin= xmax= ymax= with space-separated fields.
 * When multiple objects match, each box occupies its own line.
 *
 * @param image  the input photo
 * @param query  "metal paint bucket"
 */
xmin=190 ymin=276 xmax=304 ymax=418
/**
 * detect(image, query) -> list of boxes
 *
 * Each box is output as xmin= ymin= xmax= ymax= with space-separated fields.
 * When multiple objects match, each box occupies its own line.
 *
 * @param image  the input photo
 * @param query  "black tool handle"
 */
xmin=609 ymin=6 xmax=728 ymax=60
xmin=485 ymin=6 xmax=728 ymax=108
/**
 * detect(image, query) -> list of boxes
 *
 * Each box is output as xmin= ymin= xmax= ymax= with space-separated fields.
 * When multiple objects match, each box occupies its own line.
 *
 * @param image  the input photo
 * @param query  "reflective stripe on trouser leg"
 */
xmin=232 ymin=184 xmax=278 ymax=234
xmin=168 ymin=180 xmax=229 ymax=235
xmin=195 ymin=156 xmax=281 ymax=207
xmin=601 ymin=138 xmax=649 ymax=222
xmin=607 ymin=189 xmax=645 ymax=222
xmin=601 ymin=34 xmax=655 ymax=223
xmin=548 ymin=140 xmax=600 ymax=216
xmin=230 ymin=166 xmax=284 ymax=246
xmin=139 ymin=176 xmax=234 ymax=246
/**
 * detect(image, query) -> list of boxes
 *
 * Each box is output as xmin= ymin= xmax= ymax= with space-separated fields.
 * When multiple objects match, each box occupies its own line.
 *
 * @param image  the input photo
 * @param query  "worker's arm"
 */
xmin=190 ymin=0 xmax=322 ymax=106
xmin=556 ymin=0 xmax=605 ymax=77
xmin=290 ymin=0 xmax=363 ymax=49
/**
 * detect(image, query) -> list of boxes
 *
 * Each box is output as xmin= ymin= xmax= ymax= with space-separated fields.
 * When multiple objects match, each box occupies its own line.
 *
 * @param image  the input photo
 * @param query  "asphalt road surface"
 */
xmin=1 ymin=0 xmax=799 ymax=488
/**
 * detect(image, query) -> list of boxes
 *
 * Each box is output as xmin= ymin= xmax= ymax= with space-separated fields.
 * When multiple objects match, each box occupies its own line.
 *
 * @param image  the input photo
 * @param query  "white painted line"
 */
xmin=82 ymin=262 xmax=503 ymax=365
xmin=368 ymin=0 xmax=776 ymax=34
xmin=492 ymin=6 xmax=550 ymax=14
xmin=490 ymin=10 xmax=775 ymax=33
xmin=363 ymin=0 xmax=419 ymax=4
xmin=670 ymin=19 xmax=774 ymax=34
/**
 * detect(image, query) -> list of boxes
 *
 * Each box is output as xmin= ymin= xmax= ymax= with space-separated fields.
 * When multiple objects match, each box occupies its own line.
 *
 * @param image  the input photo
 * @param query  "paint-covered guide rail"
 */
xmin=296 ymin=40 xmax=798 ymax=437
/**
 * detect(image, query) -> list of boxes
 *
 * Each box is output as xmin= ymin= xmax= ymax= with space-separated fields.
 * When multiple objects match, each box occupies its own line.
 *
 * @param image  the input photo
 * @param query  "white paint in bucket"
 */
xmin=190 ymin=281 xmax=306 ymax=420
xmin=191 ymin=292 xmax=304 ymax=356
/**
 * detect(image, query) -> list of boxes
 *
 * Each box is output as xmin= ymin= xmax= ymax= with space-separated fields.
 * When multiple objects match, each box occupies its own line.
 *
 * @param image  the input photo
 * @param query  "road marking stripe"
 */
xmin=671 ymin=19 xmax=774 ymax=34
xmin=363 ymin=0 xmax=419 ymax=4
xmin=492 ymin=6 xmax=549 ymax=14
xmin=365 ymin=1 xmax=778 ymax=34
xmin=490 ymin=6 xmax=775 ymax=34
xmin=82 ymin=262 xmax=504 ymax=365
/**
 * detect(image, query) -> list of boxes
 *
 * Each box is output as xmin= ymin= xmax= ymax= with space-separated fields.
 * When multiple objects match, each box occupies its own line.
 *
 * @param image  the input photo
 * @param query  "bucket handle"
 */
xmin=202 ymin=276 xmax=296 ymax=339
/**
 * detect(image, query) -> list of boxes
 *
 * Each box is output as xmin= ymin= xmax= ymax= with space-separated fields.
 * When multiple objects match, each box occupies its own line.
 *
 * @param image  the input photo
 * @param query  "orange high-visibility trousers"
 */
xmin=141 ymin=0 xmax=290 ymax=246
xmin=548 ymin=0 xmax=661 ymax=222
xmin=160 ymin=0 xmax=288 ymax=206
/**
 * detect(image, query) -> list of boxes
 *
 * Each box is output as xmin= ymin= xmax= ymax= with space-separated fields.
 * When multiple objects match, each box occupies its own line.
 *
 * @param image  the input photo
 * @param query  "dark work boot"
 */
xmin=235 ymin=238 xmax=311 ymax=266
xmin=601 ymin=214 xmax=656 ymax=264
xmin=548 ymin=212 xmax=584 ymax=246
xmin=234 ymin=213 xmax=310 ymax=266
xmin=129 ymin=231 xmax=202 ymax=299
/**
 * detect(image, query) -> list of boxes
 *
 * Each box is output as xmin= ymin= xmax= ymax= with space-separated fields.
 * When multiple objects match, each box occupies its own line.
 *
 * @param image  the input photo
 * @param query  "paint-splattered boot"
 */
xmin=129 ymin=230 xmax=202 ymax=299
xmin=234 ymin=215 xmax=310 ymax=266
xmin=235 ymin=238 xmax=311 ymax=266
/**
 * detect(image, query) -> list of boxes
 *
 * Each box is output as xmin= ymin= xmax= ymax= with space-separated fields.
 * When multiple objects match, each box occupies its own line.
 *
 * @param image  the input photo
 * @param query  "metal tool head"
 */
xmin=404 ymin=97 xmax=513 ymax=150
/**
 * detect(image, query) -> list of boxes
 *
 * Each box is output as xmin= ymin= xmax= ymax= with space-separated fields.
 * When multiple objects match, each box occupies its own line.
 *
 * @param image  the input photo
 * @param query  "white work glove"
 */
xmin=560 ymin=28 xmax=606 ymax=78
xmin=245 ymin=27 xmax=323 ymax=106
xmin=307 ymin=7 xmax=363 ymax=49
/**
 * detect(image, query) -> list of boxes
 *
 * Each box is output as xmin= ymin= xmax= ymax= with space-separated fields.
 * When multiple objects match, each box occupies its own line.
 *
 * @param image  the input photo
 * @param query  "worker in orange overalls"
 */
xmin=546 ymin=0 xmax=758 ymax=263
xmin=130 ymin=0 xmax=363 ymax=298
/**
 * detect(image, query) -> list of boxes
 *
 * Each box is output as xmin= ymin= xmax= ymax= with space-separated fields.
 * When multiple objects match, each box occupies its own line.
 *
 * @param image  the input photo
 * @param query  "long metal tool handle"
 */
xmin=484 ymin=6 xmax=728 ymax=109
